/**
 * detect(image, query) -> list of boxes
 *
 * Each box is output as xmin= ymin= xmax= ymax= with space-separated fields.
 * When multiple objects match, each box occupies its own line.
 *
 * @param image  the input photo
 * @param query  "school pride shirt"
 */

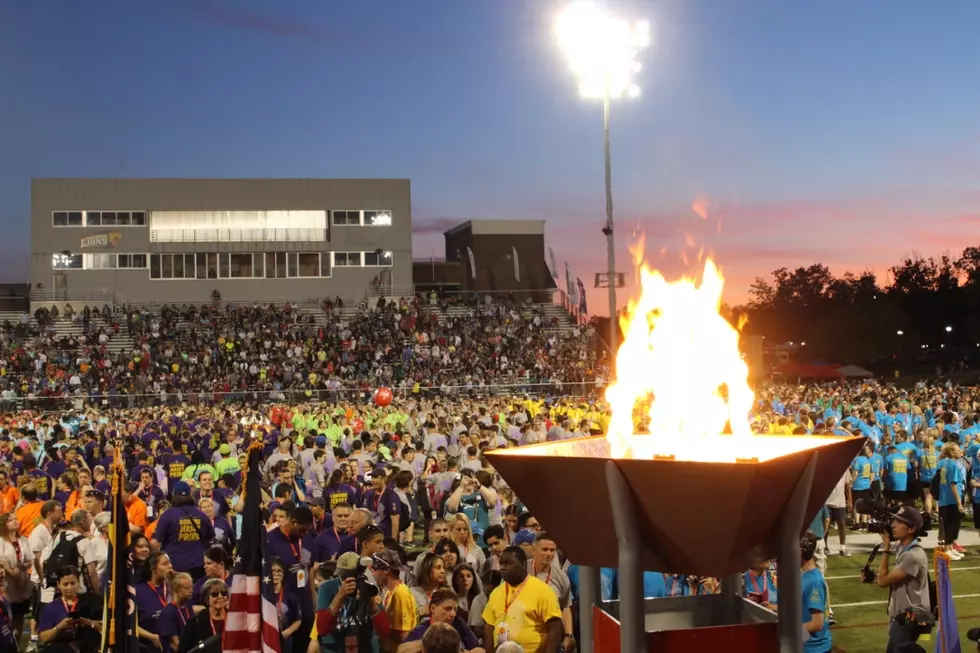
xmin=151 ymin=505 xmax=215 ymax=572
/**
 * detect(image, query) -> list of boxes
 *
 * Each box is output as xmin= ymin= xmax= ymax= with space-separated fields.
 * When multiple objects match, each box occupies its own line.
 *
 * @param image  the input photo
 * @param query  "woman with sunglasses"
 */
xmin=177 ymin=577 xmax=228 ymax=653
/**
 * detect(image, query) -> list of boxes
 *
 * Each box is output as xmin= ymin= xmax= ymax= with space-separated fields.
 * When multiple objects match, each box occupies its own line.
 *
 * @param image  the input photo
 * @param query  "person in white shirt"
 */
xmin=0 ymin=511 xmax=34 ymax=640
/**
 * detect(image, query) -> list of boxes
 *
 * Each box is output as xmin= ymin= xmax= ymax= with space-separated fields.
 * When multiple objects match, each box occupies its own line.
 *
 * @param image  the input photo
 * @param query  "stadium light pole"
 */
xmin=556 ymin=3 xmax=650 ymax=357
xmin=555 ymin=8 xmax=650 ymax=653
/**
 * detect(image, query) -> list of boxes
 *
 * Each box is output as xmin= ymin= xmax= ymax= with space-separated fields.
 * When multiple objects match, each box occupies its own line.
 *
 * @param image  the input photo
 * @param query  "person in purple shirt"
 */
xmin=404 ymin=587 xmax=482 ymax=649
xmin=158 ymin=572 xmax=195 ymax=653
xmin=361 ymin=467 xmax=401 ymax=539
xmin=163 ymin=450 xmax=191 ymax=498
xmin=24 ymin=454 xmax=55 ymax=500
xmin=130 ymin=451 xmax=154 ymax=484
xmin=312 ymin=502 xmax=354 ymax=564
xmin=266 ymin=505 xmax=316 ymax=653
xmin=135 ymin=468 xmax=166 ymax=520
xmin=134 ymin=551 xmax=173 ymax=651
xmin=43 ymin=450 xmax=67 ymax=479
xmin=192 ymin=547 xmax=233 ymax=606
xmin=151 ymin=482 xmax=215 ymax=579
xmin=37 ymin=566 xmax=102 ymax=652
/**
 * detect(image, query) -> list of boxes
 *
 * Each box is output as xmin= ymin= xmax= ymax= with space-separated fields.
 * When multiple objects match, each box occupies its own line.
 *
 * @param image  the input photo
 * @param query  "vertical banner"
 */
xmin=565 ymin=263 xmax=578 ymax=305
xmin=576 ymin=277 xmax=588 ymax=315
xmin=466 ymin=247 xmax=476 ymax=278
xmin=512 ymin=246 xmax=521 ymax=283
xmin=934 ymin=551 xmax=961 ymax=653
xmin=548 ymin=247 xmax=559 ymax=279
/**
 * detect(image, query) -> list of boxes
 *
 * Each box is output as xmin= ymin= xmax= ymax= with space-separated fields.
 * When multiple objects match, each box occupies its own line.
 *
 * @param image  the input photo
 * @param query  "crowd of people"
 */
xmin=0 ymin=296 xmax=970 ymax=653
xmin=0 ymin=296 xmax=605 ymax=411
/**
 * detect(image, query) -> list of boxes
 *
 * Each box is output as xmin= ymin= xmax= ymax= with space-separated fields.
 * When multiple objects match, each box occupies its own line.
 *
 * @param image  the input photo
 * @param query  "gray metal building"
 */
xmin=30 ymin=178 xmax=412 ymax=304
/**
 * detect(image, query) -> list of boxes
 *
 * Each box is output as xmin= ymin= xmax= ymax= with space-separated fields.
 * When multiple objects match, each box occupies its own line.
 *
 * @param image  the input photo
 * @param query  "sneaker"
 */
xmin=953 ymin=542 xmax=967 ymax=553
xmin=839 ymin=548 xmax=852 ymax=557
xmin=828 ymin=612 xmax=837 ymax=627
xmin=26 ymin=639 xmax=38 ymax=653
xmin=948 ymin=549 xmax=964 ymax=561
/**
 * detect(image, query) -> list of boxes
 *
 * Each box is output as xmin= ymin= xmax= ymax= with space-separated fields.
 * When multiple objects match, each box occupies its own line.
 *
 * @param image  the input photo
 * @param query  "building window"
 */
xmin=52 ymin=253 xmax=83 ymax=269
xmin=364 ymin=250 xmax=393 ymax=267
xmin=320 ymin=253 xmax=332 ymax=278
xmin=151 ymin=254 xmax=196 ymax=279
xmin=265 ymin=252 xmax=287 ymax=279
xmin=117 ymin=254 xmax=147 ymax=268
xmin=332 ymin=210 xmax=361 ymax=226
xmin=197 ymin=253 xmax=218 ymax=279
xmin=333 ymin=252 xmax=361 ymax=267
xmin=229 ymin=253 xmax=253 ymax=278
xmin=294 ymin=253 xmax=320 ymax=277
xmin=52 ymin=211 xmax=83 ymax=227
xmin=132 ymin=211 xmax=146 ymax=226
xmin=90 ymin=254 xmax=116 ymax=269
xmin=363 ymin=211 xmax=392 ymax=226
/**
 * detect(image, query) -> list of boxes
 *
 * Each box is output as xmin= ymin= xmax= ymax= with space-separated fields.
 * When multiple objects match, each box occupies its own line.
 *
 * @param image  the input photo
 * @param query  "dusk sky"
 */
xmin=2 ymin=1 xmax=979 ymax=313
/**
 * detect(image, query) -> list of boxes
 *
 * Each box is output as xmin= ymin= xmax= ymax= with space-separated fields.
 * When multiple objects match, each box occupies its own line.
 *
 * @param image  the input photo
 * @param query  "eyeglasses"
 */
xmin=210 ymin=590 xmax=229 ymax=598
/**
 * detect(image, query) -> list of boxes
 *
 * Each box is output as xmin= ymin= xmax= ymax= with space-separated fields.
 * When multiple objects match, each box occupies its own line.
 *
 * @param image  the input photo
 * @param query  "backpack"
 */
xmin=44 ymin=532 xmax=84 ymax=592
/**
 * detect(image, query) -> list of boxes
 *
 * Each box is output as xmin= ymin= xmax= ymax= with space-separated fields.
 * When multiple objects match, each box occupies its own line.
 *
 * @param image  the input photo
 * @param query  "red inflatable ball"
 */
xmin=374 ymin=387 xmax=393 ymax=407
xmin=351 ymin=417 xmax=365 ymax=433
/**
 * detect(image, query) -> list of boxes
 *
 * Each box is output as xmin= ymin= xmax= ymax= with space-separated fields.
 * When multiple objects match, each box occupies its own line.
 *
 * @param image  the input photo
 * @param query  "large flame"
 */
xmin=604 ymin=254 xmax=755 ymax=462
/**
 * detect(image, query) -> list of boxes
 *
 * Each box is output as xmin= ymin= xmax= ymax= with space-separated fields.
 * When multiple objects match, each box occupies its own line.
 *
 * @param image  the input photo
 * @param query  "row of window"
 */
xmin=52 ymin=209 xmax=392 ymax=228
xmin=51 ymin=251 xmax=393 ymax=279
xmin=52 ymin=211 xmax=147 ymax=227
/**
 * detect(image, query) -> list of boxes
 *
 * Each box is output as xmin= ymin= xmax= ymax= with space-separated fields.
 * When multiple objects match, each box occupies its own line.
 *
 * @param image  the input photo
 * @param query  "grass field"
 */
xmin=826 ymin=540 xmax=980 ymax=652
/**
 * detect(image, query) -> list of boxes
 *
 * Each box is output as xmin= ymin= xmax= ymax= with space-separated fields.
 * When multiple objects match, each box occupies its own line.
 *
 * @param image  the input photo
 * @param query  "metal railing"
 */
xmin=3 ymin=380 xmax=604 ymax=413
xmin=150 ymin=228 xmax=328 ymax=243
xmin=29 ymin=289 xmax=121 ymax=304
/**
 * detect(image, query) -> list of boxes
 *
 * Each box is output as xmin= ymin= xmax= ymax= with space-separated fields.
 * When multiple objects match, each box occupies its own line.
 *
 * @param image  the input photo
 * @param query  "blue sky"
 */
xmin=2 ymin=0 xmax=979 ymax=311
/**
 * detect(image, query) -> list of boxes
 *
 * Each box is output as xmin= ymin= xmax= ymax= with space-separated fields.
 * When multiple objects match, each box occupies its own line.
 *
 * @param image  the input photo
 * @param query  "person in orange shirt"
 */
xmin=14 ymin=486 xmax=44 ymax=537
xmin=144 ymin=500 xmax=170 ymax=541
xmin=124 ymin=482 xmax=148 ymax=533
xmin=0 ymin=470 xmax=18 ymax=513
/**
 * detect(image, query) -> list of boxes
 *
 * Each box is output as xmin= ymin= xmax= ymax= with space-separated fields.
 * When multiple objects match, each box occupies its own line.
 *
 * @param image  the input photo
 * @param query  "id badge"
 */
xmin=296 ymin=568 xmax=307 ymax=588
xmin=496 ymin=621 xmax=509 ymax=646
xmin=147 ymin=505 xmax=154 ymax=519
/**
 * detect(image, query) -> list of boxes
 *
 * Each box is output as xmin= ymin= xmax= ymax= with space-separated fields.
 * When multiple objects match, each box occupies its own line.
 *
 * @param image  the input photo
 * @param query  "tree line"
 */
xmin=732 ymin=247 xmax=980 ymax=365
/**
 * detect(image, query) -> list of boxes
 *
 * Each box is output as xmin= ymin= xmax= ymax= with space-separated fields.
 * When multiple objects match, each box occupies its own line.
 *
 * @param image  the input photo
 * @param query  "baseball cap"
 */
xmin=336 ymin=552 xmax=363 ymax=578
xmin=307 ymin=496 xmax=325 ymax=507
xmin=172 ymin=481 xmax=192 ymax=497
xmin=315 ymin=435 xmax=327 ymax=447
xmin=372 ymin=549 xmax=406 ymax=572
xmin=513 ymin=529 xmax=537 ymax=546
xmin=890 ymin=505 xmax=924 ymax=531
xmin=219 ymin=444 xmax=231 ymax=455
xmin=968 ymin=627 xmax=980 ymax=642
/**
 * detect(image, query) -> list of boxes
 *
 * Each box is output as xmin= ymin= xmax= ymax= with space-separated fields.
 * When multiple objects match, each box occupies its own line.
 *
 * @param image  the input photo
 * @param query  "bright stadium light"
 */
xmin=896 ymin=330 xmax=904 ymax=335
xmin=945 ymin=325 xmax=953 ymax=332
xmin=555 ymin=4 xmax=650 ymax=99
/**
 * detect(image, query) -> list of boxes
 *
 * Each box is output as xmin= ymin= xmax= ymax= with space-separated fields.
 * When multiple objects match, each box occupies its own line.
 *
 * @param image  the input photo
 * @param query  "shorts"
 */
xmin=11 ymin=599 xmax=31 ymax=617
xmin=884 ymin=489 xmax=908 ymax=503
xmin=828 ymin=506 xmax=847 ymax=523
xmin=814 ymin=538 xmax=827 ymax=574
xmin=871 ymin=480 xmax=883 ymax=502
xmin=853 ymin=489 xmax=872 ymax=506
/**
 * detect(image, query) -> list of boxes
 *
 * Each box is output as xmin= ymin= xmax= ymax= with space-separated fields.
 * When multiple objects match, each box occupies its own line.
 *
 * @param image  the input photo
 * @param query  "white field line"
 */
xmin=835 ymin=593 xmax=980 ymax=608
xmin=826 ymin=565 xmax=980 ymax=580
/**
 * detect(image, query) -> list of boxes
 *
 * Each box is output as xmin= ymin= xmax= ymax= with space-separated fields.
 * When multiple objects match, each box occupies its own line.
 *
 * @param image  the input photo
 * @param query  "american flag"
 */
xmin=223 ymin=442 xmax=282 ymax=653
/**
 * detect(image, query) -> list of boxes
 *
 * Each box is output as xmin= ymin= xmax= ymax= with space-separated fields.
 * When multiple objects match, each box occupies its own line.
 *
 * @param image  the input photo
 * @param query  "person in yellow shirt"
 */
xmin=482 ymin=547 xmax=562 ymax=653
xmin=372 ymin=549 xmax=417 ymax=651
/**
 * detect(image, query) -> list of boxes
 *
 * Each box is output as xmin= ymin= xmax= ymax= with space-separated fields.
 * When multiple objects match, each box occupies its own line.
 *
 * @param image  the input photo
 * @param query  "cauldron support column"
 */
xmin=605 ymin=460 xmax=643 ymax=653
xmin=776 ymin=453 xmax=818 ymax=653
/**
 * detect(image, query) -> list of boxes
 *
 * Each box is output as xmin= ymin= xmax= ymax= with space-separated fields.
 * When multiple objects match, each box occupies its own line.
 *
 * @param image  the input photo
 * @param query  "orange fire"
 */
xmin=604 ymin=253 xmax=756 ymax=462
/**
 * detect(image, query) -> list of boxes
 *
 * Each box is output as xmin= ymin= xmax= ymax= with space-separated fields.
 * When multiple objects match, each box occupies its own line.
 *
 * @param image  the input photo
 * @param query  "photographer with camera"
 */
xmin=317 ymin=551 xmax=391 ymax=652
xmin=863 ymin=506 xmax=932 ymax=651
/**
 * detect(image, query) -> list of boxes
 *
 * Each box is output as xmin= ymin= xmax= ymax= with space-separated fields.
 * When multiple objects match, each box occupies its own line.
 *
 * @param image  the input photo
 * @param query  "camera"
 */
xmin=854 ymin=498 xmax=896 ymax=536
xmin=854 ymin=498 xmax=931 ymax=538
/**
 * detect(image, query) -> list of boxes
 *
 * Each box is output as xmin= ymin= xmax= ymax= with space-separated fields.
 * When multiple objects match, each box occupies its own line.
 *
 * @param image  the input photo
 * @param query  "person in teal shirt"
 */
xmin=917 ymin=436 xmax=939 ymax=516
xmin=937 ymin=442 xmax=966 ymax=558
xmin=883 ymin=447 xmax=909 ymax=505
xmin=801 ymin=531 xmax=831 ymax=652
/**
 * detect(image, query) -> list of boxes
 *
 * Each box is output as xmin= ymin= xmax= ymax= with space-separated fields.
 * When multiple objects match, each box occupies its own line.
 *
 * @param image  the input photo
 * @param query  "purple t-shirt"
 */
xmin=324 ymin=484 xmax=358 ymax=511
xmin=361 ymin=488 xmax=401 ymax=538
xmin=151 ymin=506 xmax=215 ymax=572
xmin=266 ymin=527 xmax=315 ymax=619
xmin=26 ymin=469 xmax=54 ymax=499
xmin=406 ymin=617 xmax=481 ymax=649
xmin=312 ymin=528 xmax=352 ymax=563
xmin=135 ymin=582 xmax=169 ymax=635
xmin=158 ymin=603 xmax=193 ymax=653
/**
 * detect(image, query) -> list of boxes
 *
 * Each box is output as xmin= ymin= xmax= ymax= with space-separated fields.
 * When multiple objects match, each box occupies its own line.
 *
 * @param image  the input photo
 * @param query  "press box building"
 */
xmin=30 ymin=178 xmax=412 ymax=304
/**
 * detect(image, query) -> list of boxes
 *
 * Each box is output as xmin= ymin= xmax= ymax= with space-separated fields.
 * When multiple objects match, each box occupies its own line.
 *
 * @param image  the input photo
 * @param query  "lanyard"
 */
xmin=174 ymin=604 xmax=191 ymax=626
xmin=61 ymin=597 xmax=77 ymax=613
xmin=209 ymin=617 xmax=222 ymax=636
xmin=897 ymin=539 xmax=920 ymax=557
xmin=532 ymin=561 xmax=552 ymax=585
xmin=148 ymin=581 xmax=168 ymax=607
xmin=281 ymin=528 xmax=303 ymax=561
xmin=373 ymin=489 xmax=386 ymax=512
xmin=504 ymin=579 xmax=527 ymax=614
xmin=383 ymin=581 xmax=402 ymax=610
